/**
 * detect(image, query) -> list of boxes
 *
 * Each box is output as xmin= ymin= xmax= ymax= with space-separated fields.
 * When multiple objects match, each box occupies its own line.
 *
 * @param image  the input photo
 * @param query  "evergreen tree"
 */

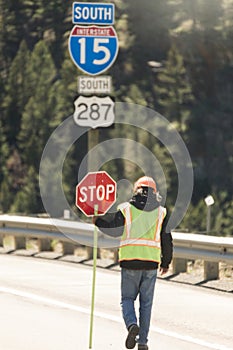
xmin=40 ymin=0 xmax=70 ymax=68
xmin=155 ymin=45 xmax=194 ymax=134
xmin=216 ymin=194 xmax=233 ymax=236
xmin=0 ymin=149 xmax=26 ymax=212
xmin=48 ymin=54 xmax=88 ymax=210
xmin=10 ymin=166 xmax=42 ymax=214
xmin=0 ymin=120 xmax=9 ymax=186
xmin=0 ymin=180 xmax=12 ymax=213
xmin=0 ymin=0 xmax=26 ymax=72
xmin=0 ymin=0 xmax=232 ymax=234
xmin=0 ymin=0 xmax=70 ymax=77
xmin=50 ymin=53 xmax=78 ymax=128
xmin=173 ymin=0 xmax=223 ymax=31
xmin=178 ymin=199 xmax=207 ymax=233
xmin=197 ymin=0 xmax=223 ymax=29
xmin=18 ymin=40 xmax=57 ymax=169
xmin=2 ymin=41 xmax=31 ymax=146
xmin=125 ymin=0 xmax=172 ymax=68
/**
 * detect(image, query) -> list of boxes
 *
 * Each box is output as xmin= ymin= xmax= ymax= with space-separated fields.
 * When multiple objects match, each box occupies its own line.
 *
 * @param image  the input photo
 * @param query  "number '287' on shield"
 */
xmin=73 ymin=95 xmax=115 ymax=129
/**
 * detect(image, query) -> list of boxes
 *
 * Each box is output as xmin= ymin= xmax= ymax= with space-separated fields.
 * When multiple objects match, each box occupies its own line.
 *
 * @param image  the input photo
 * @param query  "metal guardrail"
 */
xmin=0 ymin=214 xmax=119 ymax=247
xmin=0 ymin=214 xmax=233 ymax=280
xmin=173 ymin=231 xmax=233 ymax=263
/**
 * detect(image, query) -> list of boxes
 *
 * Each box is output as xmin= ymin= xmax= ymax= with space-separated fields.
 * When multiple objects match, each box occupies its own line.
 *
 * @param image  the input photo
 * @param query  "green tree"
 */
xmin=50 ymin=54 xmax=78 ymax=128
xmin=18 ymin=40 xmax=57 ymax=169
xmin=0 ymin=0 xmax=70 ymax=77
xmin=215 ymin=195 xmax=233 ymax=236
xmin=178 ymin=199 xmax=207 ymax=233
xmin=155 ymin=45 xmax=194 ymax=134
xmin=0 ymin=0 xmax=26 ymax=72
xmin=41 ymin=0 xmax=70 ymax=68
xmin=2 ymin=40 xmax=31 ymax=145
xmin=125 ymin=0 xmax=172 ymax=68
xmin=0 ymin=120 xmax=9 ymax=186
xmin=10 ymin=166 xmax=42 ymax=214
xmin=0 ymin=0 xmax=232 ymax=233
xmin=172 ymin=0 xmax=223 ymax=31
xmin=0 ymin=149 xmax=26 ymax=212
xmin=48 ymin=54 xmax=88 ymax=210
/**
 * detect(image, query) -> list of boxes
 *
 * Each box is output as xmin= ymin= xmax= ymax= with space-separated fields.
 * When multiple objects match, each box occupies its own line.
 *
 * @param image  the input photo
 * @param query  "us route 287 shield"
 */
xmin=73 ymin=95 xmax=115 ymax=128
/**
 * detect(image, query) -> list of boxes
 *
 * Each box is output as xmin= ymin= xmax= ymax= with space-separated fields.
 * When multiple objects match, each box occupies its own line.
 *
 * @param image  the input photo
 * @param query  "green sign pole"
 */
xmin=89 ymin=204 xmax=98 ymax=349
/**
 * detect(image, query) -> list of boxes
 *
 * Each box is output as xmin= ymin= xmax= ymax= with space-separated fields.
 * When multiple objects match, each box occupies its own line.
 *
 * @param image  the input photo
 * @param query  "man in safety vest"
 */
xmin=93 ymin=176 xmax=173 ymax=350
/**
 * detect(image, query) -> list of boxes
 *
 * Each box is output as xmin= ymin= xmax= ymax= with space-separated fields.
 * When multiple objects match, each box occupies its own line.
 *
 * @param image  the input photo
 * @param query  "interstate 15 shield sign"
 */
xmin=68 ymin=25 xmax=119 ymax=76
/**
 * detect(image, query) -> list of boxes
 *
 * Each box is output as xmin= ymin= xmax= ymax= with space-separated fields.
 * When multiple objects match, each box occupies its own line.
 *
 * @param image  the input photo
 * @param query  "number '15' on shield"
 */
xmin=69 ymin=25 xmax=119 ymax=76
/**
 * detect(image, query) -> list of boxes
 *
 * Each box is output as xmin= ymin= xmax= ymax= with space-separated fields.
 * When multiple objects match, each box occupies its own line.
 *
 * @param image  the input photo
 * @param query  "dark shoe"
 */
xmin=138 ymin=345 xmax=148 ymax=350
xmin=125 ymin=324 xmax=139 ymax=349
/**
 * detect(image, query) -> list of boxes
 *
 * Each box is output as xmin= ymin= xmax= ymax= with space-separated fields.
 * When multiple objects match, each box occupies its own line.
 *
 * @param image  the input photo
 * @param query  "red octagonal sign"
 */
xmin=76 ymin=171 xmax=117 ymax=217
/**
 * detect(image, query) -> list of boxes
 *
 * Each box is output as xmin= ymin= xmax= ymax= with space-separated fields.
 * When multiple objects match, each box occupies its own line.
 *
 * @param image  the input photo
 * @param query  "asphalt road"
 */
xmin=0 ymin=254 xmax=232 ymax=350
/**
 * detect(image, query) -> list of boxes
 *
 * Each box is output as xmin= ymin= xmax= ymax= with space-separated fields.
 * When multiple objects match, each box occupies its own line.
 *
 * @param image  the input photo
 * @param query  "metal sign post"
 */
xmin=70 ymin=2 xmax=119 ymax=347
xmin=89 ymin=204 xmax=98 ymax=349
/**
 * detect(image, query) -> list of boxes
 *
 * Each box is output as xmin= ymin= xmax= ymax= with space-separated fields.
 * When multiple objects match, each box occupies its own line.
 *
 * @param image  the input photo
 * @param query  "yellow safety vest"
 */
xmin=118 ymin=203 xmax=166 ymax=263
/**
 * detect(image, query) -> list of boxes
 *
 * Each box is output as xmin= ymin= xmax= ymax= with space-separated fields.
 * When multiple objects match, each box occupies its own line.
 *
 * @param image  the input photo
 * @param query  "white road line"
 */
xmin=0 ymin=286 xmax=232 ymax=350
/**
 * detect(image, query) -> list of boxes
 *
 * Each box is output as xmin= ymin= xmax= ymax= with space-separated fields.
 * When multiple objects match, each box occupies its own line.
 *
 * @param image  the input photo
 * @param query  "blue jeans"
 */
xmin=121 ymin=268 xmax=157 ymax=345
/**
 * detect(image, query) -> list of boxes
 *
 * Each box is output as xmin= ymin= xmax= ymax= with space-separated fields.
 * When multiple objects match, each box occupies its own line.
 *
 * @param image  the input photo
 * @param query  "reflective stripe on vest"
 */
xmin=118 ymin=203 xmax=166 ymax=263
xmin=120 ymin=238 xmax=160 ymax=248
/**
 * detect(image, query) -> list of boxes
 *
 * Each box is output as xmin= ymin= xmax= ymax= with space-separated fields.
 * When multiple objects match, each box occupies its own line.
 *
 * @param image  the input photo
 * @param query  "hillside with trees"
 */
xmin=0 ymin=0 xmax=232 ymax=235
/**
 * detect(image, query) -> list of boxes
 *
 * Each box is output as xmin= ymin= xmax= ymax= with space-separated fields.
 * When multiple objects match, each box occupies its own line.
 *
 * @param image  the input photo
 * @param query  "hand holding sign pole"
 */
xmin=76 ymin=171 xmax=116 ymax=348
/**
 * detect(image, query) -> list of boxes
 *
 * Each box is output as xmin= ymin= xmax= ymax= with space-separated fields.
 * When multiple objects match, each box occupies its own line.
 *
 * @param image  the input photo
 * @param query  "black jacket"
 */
xmin=95 ymin=192 xmax=173 ymax=270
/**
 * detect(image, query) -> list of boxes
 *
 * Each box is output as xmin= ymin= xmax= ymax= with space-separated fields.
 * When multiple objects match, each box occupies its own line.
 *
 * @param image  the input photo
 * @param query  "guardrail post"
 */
xmin=37 ymin=238 xmax=51 ymax=252
xmin=5 ymin=236 xmax=26 ymax=250
xmin=86 ymin=246 xmax=101 ymax=260
xmin=204 ymin=261 xmax=219 ymax=280
xmin=15 ymin=236 xmax=26 ymax=249
xmin=113 ymin=248 xmax=119 ymax=264
xmin=0 ymin=234 xmax=3 ymax=246
xmin=86 ymin=246 xmax=93 ymax=259
xmin=172 ymin=257 xmax=187 ymax=274
xmin=61 ymin=241 xmax=75 ymax=255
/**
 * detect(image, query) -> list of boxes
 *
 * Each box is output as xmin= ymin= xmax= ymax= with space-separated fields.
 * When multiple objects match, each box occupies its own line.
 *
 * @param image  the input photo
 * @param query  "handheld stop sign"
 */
xmin=76 ymin=171 xmax=117 ymax=216
xmin=75 ymin=171 xmax=116 ymax=349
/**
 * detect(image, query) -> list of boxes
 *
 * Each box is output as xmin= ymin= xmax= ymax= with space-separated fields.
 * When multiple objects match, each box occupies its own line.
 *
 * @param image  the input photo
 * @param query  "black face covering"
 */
xmin=135 ymin=186 xmax=155 ymax=197
xmin=136 ymin=187 xmax=148 ymax=197
xmin=130 ymin=187 xmax=160 ymax=211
